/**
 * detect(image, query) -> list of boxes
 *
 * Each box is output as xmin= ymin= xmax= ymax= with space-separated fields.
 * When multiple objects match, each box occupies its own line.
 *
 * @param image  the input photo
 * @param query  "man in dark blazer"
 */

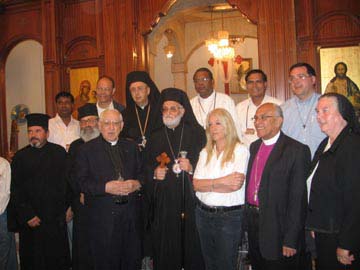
xmin=78 ymin=75 xmax=125 ymax=117
xmin=75 ymin=109 xmax=143 ymax=270
xmin=245 ymin=103 xmax=311 ymax=270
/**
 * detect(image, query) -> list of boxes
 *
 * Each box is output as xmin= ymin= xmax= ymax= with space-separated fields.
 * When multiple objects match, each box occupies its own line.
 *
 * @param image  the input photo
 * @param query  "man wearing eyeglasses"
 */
xmin=236 ymin=69 xmax=282 ymax=147
xmin=281 ymin=63 xmax=325 ymax=158
xmin=75 ymin=109 xmax=143 ymax=270
xmin=78 ymin=75 xmax=125 ymax=118
xmin=190 ymin=67 xmax=242 ymax=140
xmin=147 ymin=88 xmax=206 ymax=270
xmin=281 ymin=63 xmax=326 ymax=270
xmin=245 ymin=103 xmax=310 ymax=270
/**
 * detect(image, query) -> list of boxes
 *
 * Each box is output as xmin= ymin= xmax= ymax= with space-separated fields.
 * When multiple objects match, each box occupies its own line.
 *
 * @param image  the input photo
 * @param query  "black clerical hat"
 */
xmin=78 ymin=103 xmax=98 ymax=120
xmin=125 ymin=71 xmax=160 ymax=106
xmin=26 ymin=113 xmax=50 ymax=129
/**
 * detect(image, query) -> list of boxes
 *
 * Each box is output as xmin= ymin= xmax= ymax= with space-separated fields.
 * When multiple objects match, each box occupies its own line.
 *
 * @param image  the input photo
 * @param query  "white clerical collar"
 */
xmin=262 ymin=131 xmax=280 ymax=145
xmin=198 ymin=90 xmax=215 ymax=103
xmin=107 ymin=139 xmax=118 ymax=146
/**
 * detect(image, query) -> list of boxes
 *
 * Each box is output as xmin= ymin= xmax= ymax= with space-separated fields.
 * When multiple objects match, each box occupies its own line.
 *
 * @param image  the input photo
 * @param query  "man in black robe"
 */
xmin=147 ymin=88 xmax=206 ymax=270
xmin=120 ymin=71 xmax=160 ymax=265
xmin=121 ymin=70 xmax=160 ymax=151
xmin=9 ymin=113 xmax=70 ymax=270
xmin=75 ymin=109 xmax=143 ymax=270
xmin=68 ymin=105 xmax=99 ymax=270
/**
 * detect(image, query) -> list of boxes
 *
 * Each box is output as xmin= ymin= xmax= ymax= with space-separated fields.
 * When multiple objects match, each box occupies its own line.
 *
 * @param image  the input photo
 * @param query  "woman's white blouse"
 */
xmin=194 ymin=143 xmax=249 ymax=207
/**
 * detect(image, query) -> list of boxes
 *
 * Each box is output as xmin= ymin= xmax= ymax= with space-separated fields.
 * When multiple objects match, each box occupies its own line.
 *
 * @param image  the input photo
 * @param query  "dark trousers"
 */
xmin=246 ymin=207 xmax=302 ymax=270
xmin=315 ymin=232 xmax=360 ymax=270
xmin=195 ymin=206 xmax=243 ymax=270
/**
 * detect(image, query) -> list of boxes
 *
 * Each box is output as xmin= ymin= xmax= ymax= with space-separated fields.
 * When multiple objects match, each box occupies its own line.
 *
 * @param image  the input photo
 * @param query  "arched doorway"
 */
xmin=5 ymin=40 xmax=45 ymax=150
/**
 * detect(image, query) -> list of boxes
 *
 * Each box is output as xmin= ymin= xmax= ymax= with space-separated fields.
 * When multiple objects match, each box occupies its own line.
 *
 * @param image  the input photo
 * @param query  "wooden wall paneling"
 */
xmin=295 ymin=0 xmax=360 ymax=92
xmin=42 ymin=0 xmax=62 ymax=117
xmin=257 ymin=0 xmax=297 ymax=101
xmin=115 ymin=0 xmax=136 ymax=102
xmin=0 ymin=1 xmax=43 ymax=156
xmin=227 ymin=0 xmax=258 ymax=24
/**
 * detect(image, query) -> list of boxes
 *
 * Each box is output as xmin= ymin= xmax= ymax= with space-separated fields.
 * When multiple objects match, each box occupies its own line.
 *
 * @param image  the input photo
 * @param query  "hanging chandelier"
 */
xmin=205 ymin=8 xmax=235 ymax=60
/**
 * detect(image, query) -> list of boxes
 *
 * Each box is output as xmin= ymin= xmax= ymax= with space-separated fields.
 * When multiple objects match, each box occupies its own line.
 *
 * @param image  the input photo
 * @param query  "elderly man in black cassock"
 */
xmin=76 ymin=109 xmax=143 ymax=270
xmin=9 ymin=113 xmax=71 ymax=270
xmin=68 ymin=104 xmax=99 ymax=270
xmin=147 ymin=88 xmax=206 ymax=270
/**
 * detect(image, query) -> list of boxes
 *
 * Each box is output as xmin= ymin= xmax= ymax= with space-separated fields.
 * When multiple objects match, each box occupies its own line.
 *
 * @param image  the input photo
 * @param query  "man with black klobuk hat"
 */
xmin=9 ymin=113 xmax=71 ymax=270
xmin=146 ymin=88 xmax=206 ymax=270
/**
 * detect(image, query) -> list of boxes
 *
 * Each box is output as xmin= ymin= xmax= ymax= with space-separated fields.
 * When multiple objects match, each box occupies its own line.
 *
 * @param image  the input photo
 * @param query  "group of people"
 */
xmin=0 ymin=62 xmax=359 ymax=270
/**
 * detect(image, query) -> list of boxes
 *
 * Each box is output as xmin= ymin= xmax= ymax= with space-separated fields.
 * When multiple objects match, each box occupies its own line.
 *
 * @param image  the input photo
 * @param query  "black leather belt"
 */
xmin=197 ymin=199 xmax=243 ymax=213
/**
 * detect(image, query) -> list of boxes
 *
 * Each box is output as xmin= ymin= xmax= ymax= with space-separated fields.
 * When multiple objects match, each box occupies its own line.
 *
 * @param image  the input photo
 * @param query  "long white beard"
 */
xmin=163 ymin=114 xmax=182 ymax=128
xmin=80 ymin=127 xmax=100 ymax=142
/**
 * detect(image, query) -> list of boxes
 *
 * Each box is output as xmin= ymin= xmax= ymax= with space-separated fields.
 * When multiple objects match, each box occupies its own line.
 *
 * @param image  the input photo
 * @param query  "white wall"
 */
xmin=5 ymin=40 xmax=45 ymax=149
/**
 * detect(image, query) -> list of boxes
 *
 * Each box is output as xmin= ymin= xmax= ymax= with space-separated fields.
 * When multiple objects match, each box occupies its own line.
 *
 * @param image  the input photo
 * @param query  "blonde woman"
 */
xmin=193 ymin=108 xmax=249 ymax=270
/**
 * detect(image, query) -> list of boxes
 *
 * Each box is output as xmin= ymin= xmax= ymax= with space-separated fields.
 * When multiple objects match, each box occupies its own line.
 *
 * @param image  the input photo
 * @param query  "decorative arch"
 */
xmin=0 ymin=36 xmax=43 ymax=156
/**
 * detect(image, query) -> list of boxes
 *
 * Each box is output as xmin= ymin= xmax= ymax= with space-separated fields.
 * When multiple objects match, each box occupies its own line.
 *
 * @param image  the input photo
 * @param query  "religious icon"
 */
xmin=325 ymin=62 xmax=360 ymax=118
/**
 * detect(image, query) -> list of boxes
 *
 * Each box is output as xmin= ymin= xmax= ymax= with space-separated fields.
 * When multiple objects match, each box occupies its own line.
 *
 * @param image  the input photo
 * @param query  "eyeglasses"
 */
xmin=252 ymin=115 xmax=278 ymax=121
xmin=193 ymin=77 xmax=212 ymax=83
xmin=162 ymin=106 xmax=183 ymax=113
xmin=80 ymin=119 xmax=98 ymax=125
xmin=96 ymin=87 xmax=113 ymax=92
xmin=100 ymin=120 xmax=122 ymax=127
xmin=288 ymin=74 xmax=311 ymax=83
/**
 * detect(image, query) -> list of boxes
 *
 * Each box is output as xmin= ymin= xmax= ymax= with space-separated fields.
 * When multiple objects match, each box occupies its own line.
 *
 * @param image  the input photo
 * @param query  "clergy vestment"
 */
xmin=67 ymin=138 xmax=93 ymax=270
xmin=9 ymin=142 xmax=70 ymax=270
xmin=75 ymin=136 xmax=143 ymax=270
xmin=146 ymin=121 xmax=206 ymax=270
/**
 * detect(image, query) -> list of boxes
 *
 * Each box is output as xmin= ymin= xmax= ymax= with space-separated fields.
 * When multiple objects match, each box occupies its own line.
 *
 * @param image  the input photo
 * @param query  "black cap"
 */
xmin=78 ymin=103 xmax=98 ymax=120
xmin=26 ymin=113 xmax=50 ymax=129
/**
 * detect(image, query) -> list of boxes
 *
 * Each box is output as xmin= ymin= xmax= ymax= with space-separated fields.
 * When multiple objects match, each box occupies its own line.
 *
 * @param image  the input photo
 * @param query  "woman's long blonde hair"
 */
xmin=205 ymin=108 xmax=240 ymax=168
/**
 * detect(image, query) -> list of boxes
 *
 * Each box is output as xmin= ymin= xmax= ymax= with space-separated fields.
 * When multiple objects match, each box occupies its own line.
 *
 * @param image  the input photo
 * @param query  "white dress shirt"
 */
xmin=194 ymin=143 xmax=249 ymax=207
xmin=0 ymin=157 xmax=11 ymax=214
xmin=190 ymin=91 xmax=242 ymax=140
xmin=48 ymin=114 xmax=80 ymax=151
xmin=236 ymin=95 xmax=282 ymax=147
xmin=97 ymin=101 xmax=115 ymax=116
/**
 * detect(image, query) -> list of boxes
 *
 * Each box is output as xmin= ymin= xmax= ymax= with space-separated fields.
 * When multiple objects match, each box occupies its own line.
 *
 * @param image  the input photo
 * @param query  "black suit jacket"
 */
xmin=306 ymin=125 xmax=360 ymax=252
xmin=75 ymin=136 xmax=143 ymax=233
xmin=246 ymin=132 xmax=311 ymax=260
xmin=78 ymin=101 xmax=125 ymax=117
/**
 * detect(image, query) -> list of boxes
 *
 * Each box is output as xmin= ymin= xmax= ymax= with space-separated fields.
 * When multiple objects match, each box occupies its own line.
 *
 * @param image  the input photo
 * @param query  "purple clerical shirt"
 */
xmin=247 ymin=143 xmax=275 ymax=206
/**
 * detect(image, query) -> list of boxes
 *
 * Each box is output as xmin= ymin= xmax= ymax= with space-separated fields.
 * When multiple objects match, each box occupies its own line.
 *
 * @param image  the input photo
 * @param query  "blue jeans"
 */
xmin=195 ymin=206 xmax=243 ymax=270
xmin=0 ymin=211 xmax=18 ymax=270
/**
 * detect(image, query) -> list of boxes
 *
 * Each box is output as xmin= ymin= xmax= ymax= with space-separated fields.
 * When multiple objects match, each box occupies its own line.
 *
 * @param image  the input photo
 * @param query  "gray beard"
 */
xmin=80 ymin=127 xmax=100 ymax=142
xmin=163 ymin=115 xmax=182 ymax=128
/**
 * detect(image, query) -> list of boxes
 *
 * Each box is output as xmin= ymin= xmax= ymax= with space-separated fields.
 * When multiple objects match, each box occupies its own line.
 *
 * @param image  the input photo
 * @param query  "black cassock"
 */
xmin=68 ymin=138 xmax=93 ymax=270
xmin=121 ymin=104 xmax=157 ymax=148
xmin=9 ymin=142 xmax=70 ymax=270
xmin=146 ymin=121 xmax=206 ymax=270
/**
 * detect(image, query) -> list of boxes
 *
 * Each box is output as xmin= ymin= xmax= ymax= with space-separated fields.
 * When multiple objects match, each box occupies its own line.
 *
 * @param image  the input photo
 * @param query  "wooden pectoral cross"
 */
xmin=156 ymin=152 xmax=170 ymax=168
